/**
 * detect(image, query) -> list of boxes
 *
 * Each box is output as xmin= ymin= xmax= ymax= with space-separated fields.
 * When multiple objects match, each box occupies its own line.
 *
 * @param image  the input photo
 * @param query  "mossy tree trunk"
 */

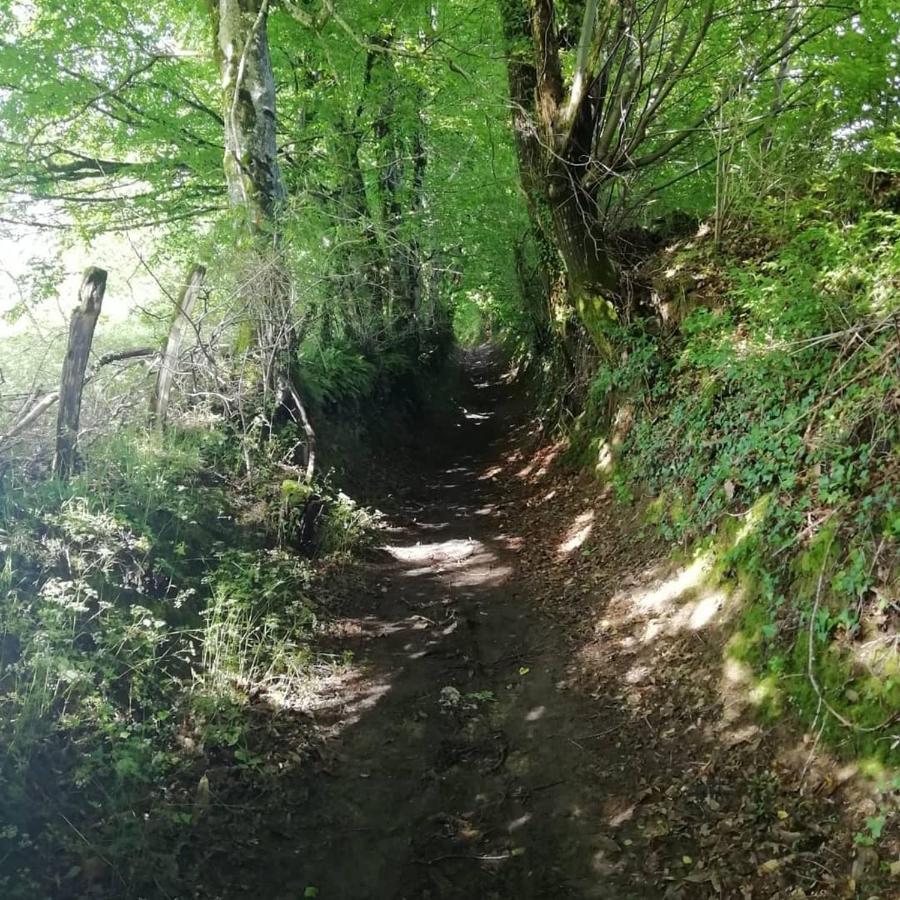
xmin=207 ymin=0 xmax=314 ymax=470
xmin=499 ymin=0 xmax=617 ymax=353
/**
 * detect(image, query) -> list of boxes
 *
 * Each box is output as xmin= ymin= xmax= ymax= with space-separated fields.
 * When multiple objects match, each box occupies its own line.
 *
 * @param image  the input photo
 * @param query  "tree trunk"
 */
xmin=209 ymin=0 xmax=285 ymax=230
xmin=208 ymin=0 xmax=293 ymax=369
xmin=549 ymin=177 xmax=617 ymax=296
xmin=500 ymin=0 xmax=556 ymax=253
xmin=373 ymin=84 xmax=406 ymax=325
xmin=328 ymin=116 xmax=384 ymax=350
xmin=500 ymin=0 xmax=616 ymax=352
xmin=207 ymin=4 xmax=287 ymax=350
xmin=548 ymin=173 xmax=618 ymax=353
xmin=207 ymin=0 xmax=315 ymax=476
xmin=150 ymin=264 xmax=206 ymax=430
xmin=54 ymin=267 xmax=107 ymax=478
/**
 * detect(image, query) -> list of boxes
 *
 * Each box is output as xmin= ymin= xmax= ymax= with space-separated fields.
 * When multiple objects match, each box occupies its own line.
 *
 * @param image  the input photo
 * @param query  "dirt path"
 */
xmin=229 ymin=354 xmax=638 ymax=899
xmin=198 ymin=353 xmax=889 ymax=899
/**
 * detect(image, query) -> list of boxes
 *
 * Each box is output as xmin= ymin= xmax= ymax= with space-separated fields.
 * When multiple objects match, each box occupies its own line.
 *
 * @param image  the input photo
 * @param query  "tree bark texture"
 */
xmin=209 ymin=0 xmax=285 ymax=230
xmin=499 ymin=0 xmax=616 ymax=347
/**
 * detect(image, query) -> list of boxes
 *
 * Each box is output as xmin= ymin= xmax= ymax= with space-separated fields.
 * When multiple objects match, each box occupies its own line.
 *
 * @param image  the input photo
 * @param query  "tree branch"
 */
xmin=0 ymin=348 xmax=157 ymax=448
xmin=624 ymin=9 xmax=848 ymax=172
xmin=560 ymin=0 xmax=599 ymax=129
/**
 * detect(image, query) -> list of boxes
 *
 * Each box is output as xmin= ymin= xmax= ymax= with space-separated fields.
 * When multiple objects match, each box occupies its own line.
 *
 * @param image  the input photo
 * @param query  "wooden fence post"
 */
xmin=53 ymin=267 xmax=107 ymax=478
xmin=150 ymin=264 xmax=206 ymax=430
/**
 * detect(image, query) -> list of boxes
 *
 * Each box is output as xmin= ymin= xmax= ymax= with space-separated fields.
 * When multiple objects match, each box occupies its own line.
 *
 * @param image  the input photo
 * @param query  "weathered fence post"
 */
xmin=150 ymin=264 xmax=206 ymax=430
xmin=53 ymin=267 xmax=107 ymax=478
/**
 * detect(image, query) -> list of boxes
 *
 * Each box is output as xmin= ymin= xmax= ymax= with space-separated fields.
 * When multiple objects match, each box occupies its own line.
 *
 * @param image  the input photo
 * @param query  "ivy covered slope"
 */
xmin=577 ymin=178 xmax=900 ymax=761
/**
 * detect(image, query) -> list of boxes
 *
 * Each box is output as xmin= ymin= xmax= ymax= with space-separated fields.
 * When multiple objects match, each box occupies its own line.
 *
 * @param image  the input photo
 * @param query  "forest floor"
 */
xmin=190 ymin=350 xmax=893 ymax=900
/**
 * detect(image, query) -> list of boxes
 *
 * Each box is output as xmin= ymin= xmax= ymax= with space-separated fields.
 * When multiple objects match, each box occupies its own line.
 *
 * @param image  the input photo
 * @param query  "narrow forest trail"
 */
xmin=237 ymin=351 xmax=641 ymax=899
xmin=199 ymin=351 xmax=877 ymax=900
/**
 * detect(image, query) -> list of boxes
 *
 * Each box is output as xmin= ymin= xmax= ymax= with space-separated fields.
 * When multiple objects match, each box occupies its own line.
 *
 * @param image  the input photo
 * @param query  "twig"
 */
xmin=574 ymin=724 xmax=621 ymax=741
xmin=419 ymin=851 xmax=519 ymax=865
xmin=531 ymin=779 xmax=566 ymax=792
xmin=55 ymin=811 xmax=126 ymax=888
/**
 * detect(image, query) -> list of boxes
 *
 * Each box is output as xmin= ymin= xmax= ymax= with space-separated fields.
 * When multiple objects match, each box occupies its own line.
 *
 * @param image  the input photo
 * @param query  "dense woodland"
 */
xmin=0 ymin=0 xmax=898 ymax=897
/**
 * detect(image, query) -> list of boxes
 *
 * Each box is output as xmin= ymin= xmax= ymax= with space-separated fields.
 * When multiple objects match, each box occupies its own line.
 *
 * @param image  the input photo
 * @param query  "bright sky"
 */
xmin=0 ymin=224 xmax=162 ymax=336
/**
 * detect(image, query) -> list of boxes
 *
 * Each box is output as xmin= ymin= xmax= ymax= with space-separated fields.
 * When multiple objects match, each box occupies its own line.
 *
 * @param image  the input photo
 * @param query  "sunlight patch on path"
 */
xmin=387 ymin=538 xmax=480 ymax=564
xmin=558 ymin=509 xmax=594 ymax=556
xmin=599 ymin=553 xmax=738 ymax=642
xmin=461 ymin=408 xmax=493 ymax=421
xmin=386 ymin=537 xmax=513 ymax=586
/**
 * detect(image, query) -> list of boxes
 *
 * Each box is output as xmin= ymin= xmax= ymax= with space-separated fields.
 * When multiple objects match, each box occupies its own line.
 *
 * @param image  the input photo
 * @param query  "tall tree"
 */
xmin=498 ymin=0 xmax=852 ymax=346
xmin=207 ymin=0 xmax=296 ymax=400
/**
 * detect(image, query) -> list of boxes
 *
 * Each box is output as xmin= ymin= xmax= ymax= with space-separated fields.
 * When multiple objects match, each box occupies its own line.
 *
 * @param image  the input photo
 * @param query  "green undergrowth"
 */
xmin=0 ymin=418 xmax=375 ymax=896
xmin=296 ymin=330 xmax=449 ymax=411
xmin=572 ymin=196 xmax=899 ymax=766
xmin=0 ymin=304 xmax=457 ymax=894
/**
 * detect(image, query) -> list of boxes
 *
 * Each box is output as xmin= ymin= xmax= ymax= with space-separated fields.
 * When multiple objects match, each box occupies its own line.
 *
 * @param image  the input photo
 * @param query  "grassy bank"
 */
xmin=572 ymin=192 xmax=899 ymax=766
xmin=0 ymin=336 xmax=456 ymax=895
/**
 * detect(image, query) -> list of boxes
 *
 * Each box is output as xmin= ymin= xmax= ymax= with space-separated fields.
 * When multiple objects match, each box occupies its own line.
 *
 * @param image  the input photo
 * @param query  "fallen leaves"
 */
xmin=511 ymin=440 xmax=898 ymax=898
